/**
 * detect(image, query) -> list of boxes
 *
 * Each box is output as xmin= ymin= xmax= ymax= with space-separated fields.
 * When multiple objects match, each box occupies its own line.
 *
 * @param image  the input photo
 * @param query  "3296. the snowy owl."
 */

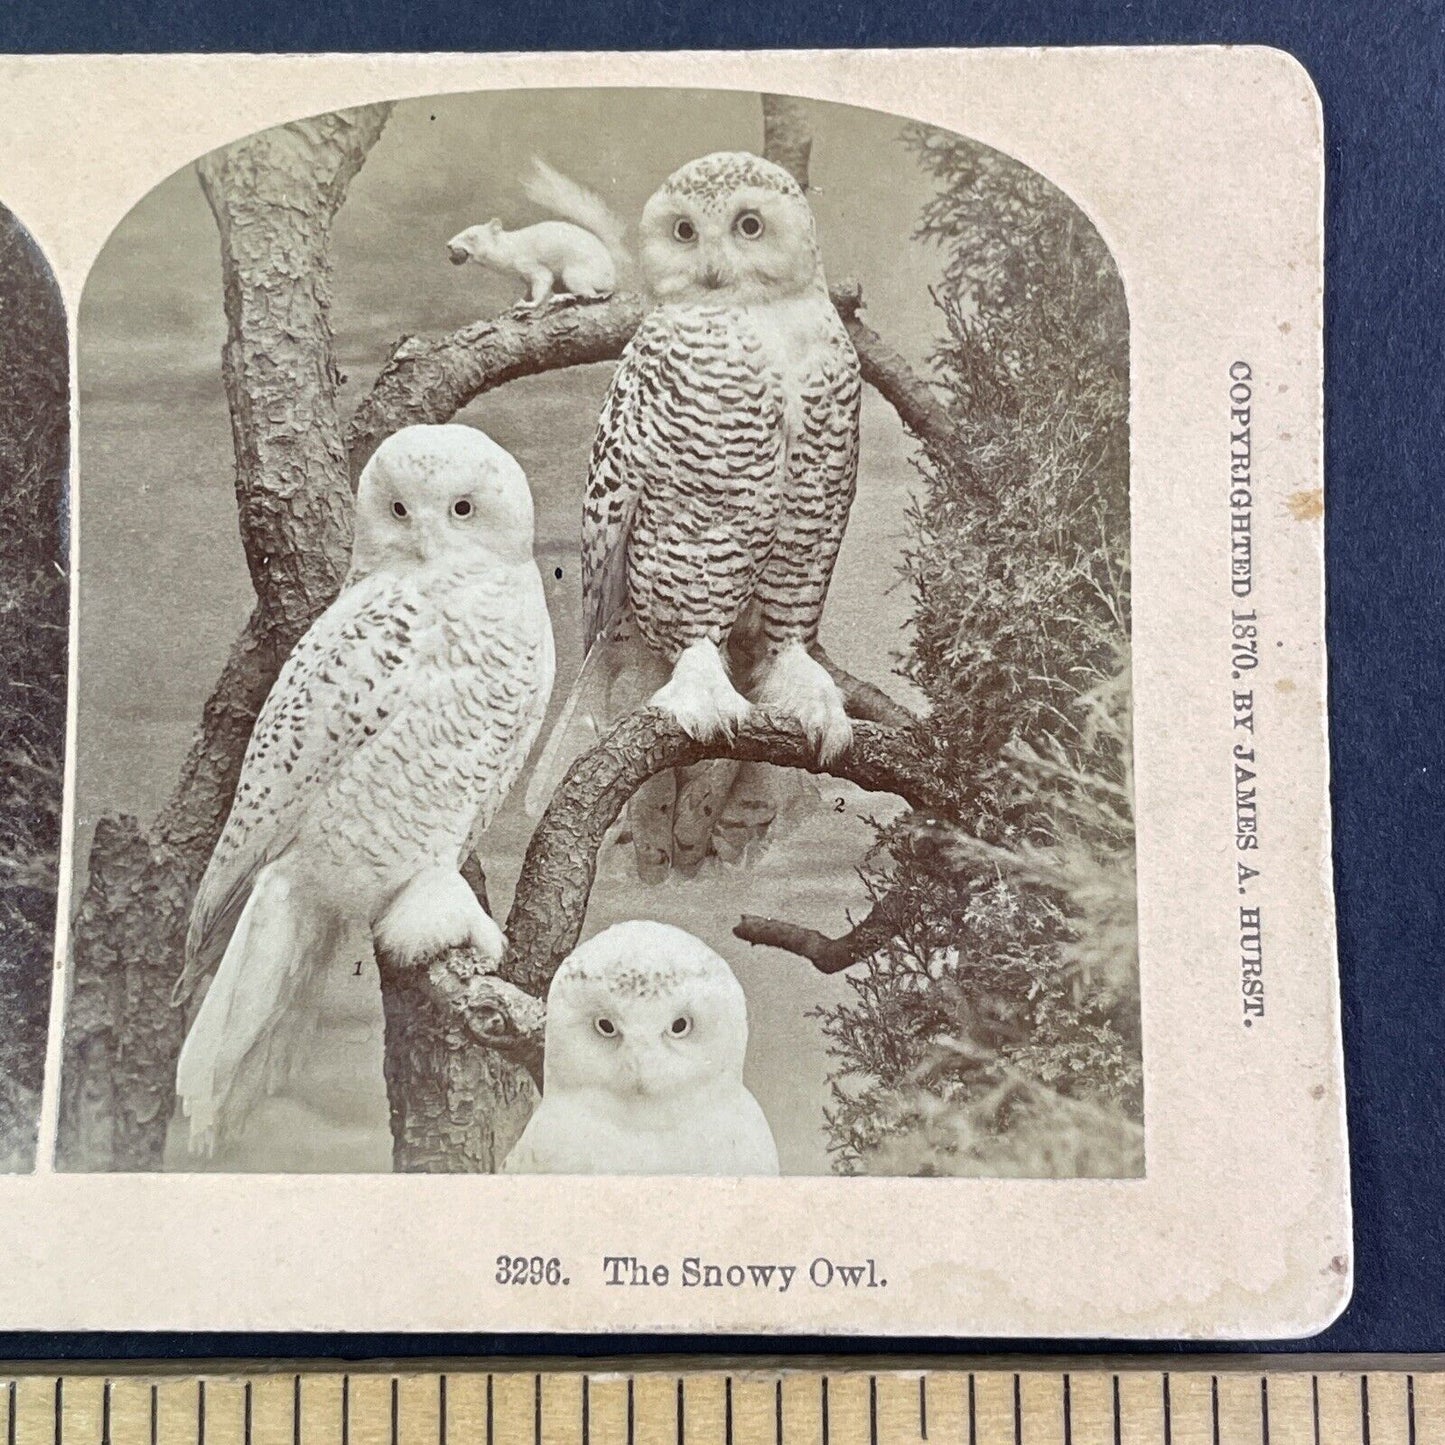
xmin=503 ymin=921 xmax=780 ymax=1175
xmin=528 ymin=151 xmax=862 ymax=878
xmin=172 ymin=424 xmax=555 ymax=1154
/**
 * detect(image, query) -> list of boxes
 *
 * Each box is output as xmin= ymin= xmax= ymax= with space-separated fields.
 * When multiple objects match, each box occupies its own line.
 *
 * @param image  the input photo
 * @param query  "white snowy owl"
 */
xmin=528 ymin=150 xmax=862 ymax=879
xmin=502 ymin=921 xmax=780 ymax=1175
xmin=172 ymin=423 xmax=555 ymax=1154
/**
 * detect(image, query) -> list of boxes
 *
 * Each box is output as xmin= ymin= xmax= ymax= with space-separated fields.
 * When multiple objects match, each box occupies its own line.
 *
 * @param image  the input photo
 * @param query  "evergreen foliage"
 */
xmin=814 ymin=129 xmax=1141 ymax=1177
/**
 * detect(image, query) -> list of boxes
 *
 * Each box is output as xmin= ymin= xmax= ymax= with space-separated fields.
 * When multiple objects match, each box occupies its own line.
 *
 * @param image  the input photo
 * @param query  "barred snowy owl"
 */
xmin=172 ymin=424 xmax=555 ymax=1154
xmin=528 ymin=151 xmax=862 ymax=879
xmin=503 ymin=921 xmax=779 ymax=1175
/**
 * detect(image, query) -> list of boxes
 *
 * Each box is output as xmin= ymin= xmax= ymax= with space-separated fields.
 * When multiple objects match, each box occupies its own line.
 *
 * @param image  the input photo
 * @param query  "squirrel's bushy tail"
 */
xmin=524 ymin=158 xmax=632 ymax=279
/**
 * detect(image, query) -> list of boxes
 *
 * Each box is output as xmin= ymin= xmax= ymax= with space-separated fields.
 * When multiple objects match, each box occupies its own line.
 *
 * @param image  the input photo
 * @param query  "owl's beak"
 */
xmin=699 ymin=268 xmax=725 ymax=291
xmin=619 ymin=1042 xmax=660 ymax=1097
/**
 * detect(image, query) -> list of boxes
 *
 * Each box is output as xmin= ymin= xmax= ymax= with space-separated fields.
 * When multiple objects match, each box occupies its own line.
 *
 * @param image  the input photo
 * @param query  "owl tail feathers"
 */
xmin=524 ymin=630 xmax=668 ymax=818
xmin=175 ymin=865 xmax=337 ymax=1158
xmin=523 ymin=645 xmax=609 ymax=818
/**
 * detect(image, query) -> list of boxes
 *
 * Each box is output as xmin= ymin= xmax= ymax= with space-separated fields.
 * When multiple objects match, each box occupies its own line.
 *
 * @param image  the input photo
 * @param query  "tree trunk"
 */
xmin=376 ymin=943 xmax=543 ymax=1172
xmin=762 ymin=95 xmax=813 ymax=190
xmin=57 ymin=105 xmax=392 ymax=1171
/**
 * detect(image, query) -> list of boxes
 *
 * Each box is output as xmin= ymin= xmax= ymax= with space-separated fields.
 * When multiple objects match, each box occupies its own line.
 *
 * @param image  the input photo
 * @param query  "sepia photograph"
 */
xmin=58 ymin=86 xmax=1139 ymax=1178
xmin=0 ymin=202 xmax=67 ymax=1172
xmin=0 ymin=44 xmax=1347 ymax=1337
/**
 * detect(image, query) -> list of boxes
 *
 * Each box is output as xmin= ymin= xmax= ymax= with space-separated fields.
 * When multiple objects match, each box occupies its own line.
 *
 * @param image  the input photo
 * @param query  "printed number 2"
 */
xmin=834 ymin=797 xmax=846 ymax=813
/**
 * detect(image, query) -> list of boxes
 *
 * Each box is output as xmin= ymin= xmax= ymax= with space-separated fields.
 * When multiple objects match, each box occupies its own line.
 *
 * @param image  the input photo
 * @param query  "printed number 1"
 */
xmin=353 ymin=960 xmax=363 ymax=976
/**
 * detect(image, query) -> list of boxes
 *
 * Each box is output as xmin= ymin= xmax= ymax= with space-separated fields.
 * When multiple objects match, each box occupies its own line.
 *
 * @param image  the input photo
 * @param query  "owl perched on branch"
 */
xmin=172 ymin=424 xmax=555 ymax=1155
xmin=527 ymin=151 xmax=862 ymax=879
xmin=503 ymin=921 xmax=780 ymax=1175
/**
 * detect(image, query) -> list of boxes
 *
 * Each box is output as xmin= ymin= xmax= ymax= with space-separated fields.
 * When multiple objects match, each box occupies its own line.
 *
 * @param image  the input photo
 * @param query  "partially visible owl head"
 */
xmin=638 ymin=151 xmax=824 ymax=306
xmin=353 ymin=424 xmax=535 ymax=574
xmin=543 ymin=921 xmax=750 ymax=1100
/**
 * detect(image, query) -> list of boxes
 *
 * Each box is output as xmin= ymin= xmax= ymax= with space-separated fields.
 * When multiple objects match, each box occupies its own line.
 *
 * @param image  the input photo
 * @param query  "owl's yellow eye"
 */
xmin=734 ymin=211 xmax=764 ymax=240
xmin=451 ymin=497 xmax=473 ymax=519
xmin=668 ymin=1016 xmax=692 ymax=1037
xmin=391 ymin=501 xmax=408 ymax=519
xmin=595 ymin=1017 xmax=618 ymax=1038
xmin=672 ymin=218 xmax=697 ymax=243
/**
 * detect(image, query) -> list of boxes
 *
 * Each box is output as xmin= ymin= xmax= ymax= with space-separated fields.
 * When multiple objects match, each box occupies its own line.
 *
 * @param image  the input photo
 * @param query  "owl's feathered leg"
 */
xmin=176 ymin=863 xmax=343 ymax=1158
xmin=648 ymin=639 xmax=751 ymax=741
xmin=374 ymin=866 xmax=505 ymax=965
xmin=757 ymin=639 xmax=852 ymax=763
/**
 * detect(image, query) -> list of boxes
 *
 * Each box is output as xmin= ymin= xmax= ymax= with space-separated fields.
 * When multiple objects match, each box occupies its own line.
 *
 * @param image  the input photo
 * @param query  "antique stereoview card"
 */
xmin=0 ymin=200 xmax=67 ymax=1175
xmin=0 ymin=47 xmax=1346 ymax=1335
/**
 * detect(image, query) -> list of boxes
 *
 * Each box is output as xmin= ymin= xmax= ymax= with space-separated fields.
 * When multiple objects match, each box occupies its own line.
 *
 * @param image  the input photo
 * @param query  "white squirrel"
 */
xmin=447 ymin=158 xmax=631 ymax=311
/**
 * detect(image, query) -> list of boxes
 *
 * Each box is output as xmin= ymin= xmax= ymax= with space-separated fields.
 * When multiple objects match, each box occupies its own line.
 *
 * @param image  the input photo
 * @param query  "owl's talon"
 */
xmin=649 ymin=639 xmax=751 ymax=742
xmin=758 ymin=641 xmax=852 ymax=764
xmin=375 ymin=867 xmax=506 ymax=965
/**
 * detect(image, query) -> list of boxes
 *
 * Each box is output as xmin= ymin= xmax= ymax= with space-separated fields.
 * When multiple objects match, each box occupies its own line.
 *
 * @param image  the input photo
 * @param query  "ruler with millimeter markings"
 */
xmin=3 ymin=1368 xmax=1438 ymax=1445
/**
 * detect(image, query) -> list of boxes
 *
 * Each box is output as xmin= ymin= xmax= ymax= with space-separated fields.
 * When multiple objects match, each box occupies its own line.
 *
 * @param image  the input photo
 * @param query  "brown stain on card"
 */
xmin=1286 ymin=488 xmax=1324 ymax=521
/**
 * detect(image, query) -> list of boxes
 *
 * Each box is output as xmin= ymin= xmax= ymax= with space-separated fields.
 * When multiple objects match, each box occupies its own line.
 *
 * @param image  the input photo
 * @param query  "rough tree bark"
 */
xmin=57 ymin=105 xmax=393 ymax=1171
xmin=62 ymin=92 xmax=961 ymax=1175
xmin=502 ymin=714 xmax=948 ymax=995
xmin=762 ymin=95 xmax=813 ymax=190
xmin=376 ymin=944 xmax=544 ymax=1171
xmin=347 ymin=281 xmax=954 ymax=480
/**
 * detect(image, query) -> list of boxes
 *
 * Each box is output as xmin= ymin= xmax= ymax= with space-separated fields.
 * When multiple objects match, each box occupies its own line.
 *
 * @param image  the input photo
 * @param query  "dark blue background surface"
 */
xmin=1 ymin=0 xmax=1440 ymax=1358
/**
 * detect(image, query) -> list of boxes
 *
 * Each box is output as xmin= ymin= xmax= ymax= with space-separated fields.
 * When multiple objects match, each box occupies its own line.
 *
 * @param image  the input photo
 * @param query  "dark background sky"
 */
xmin=0 ymin=0 xmax=1439 ymax=1360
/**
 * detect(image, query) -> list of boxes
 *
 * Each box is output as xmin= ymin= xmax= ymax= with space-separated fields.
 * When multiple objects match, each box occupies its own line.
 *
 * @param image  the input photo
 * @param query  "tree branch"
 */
xmin=762 ymin=95 xmax=813 ymax=189
xmin=346 ymin=295 xmax=648 ymax=478
xmin=425 ymin=953 xmax=547 ymax=1084
xmin=839 ymin=294 xmax=960 ymax=463
xmin=501 ymin=710 xmax=944 ymax=995
xmin=734 ymin=894 xmax=904 ymax=974
xmin=375 ymin=940 xmax=539 ymax=1173
xmin=345 ymin=282 xmax=957 ymax=480
xmin=196 ymin=107 xmax=393 ymax=639
xmin=813 ymin=643 xmax=920 ymax=728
